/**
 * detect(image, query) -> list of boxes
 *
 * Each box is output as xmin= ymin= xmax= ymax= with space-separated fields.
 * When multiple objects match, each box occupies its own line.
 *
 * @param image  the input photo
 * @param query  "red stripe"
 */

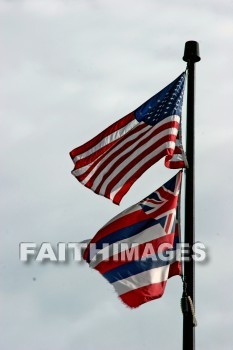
xmin=174 ymin=224 xmax=180 ymax=238
xmin=118 ymin=261 xmax=181 ymax=308
xmin=112 ymin=149 xmax=168 ymax=204
xmin=75 ymin=119 xmax=175 ymax=181
xmin=73 ymin=140 xmax=118 ymax=169
xmin=83 ymin=209 xmax=147 ymax=261
xmin=168 ymin=261 xmax=181 ymax=278
xmin=164 ymin=143 xmax=185 ymax=169
xmin=94 ymin=233 xmax=175 ymax=274
xmin=75 ymin=120 xmax=178 ymax=182
xmin=111 ymin=143 xmax=178 ymax=205
xmin=76 ymin=123 xmax=148 ymax=180
xmin=119 ymin=281 xmax=167 ymax=308
xmin=104 ymin=133 xmax=177 ymax=202
xmin=109 ymin=142 xmax=177 ymax=204
xmin=174 ymin=145 xmax=182 ymax=154
xmin=165 ymin=156 xmax=185 ymax=169
xmin=70 ymin=112 xmax=135 ymax=158
xmin=72 ymin=121 xmax=181 ymax=204
xmin=148 ymin=197 xmax=178 ymax=219
xmin=164 ymin=213 xmax=173 ymax=233
xmin=158 ymin=186 xmax=175 ymax=200
xmin=93 ymin=122 xmax=179 ymax=194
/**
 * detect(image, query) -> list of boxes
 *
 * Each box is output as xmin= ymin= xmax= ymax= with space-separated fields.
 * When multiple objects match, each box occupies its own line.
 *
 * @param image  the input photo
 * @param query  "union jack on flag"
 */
xmin=83 ymin=171 xmax=182 ymax=308
xmin=70 ymin=73 xmax=187 ymax=205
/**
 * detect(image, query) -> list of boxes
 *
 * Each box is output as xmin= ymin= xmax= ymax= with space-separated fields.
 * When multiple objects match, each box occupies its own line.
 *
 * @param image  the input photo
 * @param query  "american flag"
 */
xmin=70 ymin=73 xmax=186 ymax=205
xmin=83 ymin=172 xmax=182 ymax=308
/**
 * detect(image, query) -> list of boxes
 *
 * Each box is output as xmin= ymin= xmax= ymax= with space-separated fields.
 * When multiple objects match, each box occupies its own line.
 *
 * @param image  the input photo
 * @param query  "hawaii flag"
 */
xmin=70 ymin=73 xmax=186 ymax=205
xmin=83 ymin=172 xmax=182 ymax=308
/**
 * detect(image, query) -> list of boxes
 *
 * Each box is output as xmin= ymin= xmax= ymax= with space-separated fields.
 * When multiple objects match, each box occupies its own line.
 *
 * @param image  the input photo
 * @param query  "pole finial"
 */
xmin=183 ymin=41 xmax=201 ymax=63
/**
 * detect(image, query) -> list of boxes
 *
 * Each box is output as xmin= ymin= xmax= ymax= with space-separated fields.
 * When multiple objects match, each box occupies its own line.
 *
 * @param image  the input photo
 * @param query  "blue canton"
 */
xmin=135 ymin=73 xmax=185 ymax=125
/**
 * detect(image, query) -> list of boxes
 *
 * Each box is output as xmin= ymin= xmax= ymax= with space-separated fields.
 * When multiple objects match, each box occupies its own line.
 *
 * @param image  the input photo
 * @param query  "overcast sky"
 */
xmin=1 ymin=0 xmax=233 ymax=349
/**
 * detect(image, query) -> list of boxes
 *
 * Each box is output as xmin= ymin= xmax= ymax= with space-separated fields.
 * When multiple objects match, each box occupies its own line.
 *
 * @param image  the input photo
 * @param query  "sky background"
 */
xmin=1 ymin=0 xmax=233 ymax=349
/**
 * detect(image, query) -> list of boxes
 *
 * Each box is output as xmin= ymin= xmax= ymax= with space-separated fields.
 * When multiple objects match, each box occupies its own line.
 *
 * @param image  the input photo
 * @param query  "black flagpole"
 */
xmin=182 ymin=41 xmax=200 ymax=350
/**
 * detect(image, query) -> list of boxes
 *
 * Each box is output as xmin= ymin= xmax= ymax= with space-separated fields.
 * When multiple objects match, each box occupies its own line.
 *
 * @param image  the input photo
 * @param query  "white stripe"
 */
xmin=72 ymin=118 xmax=138 ymax=162
xmin=155 ymin=190 xmax=166 ymax=202
xmin=102 ymin=117 xmax=180 ymax=200
xmin=144 ymin=199 xmax=163 ymax=205
xmin=73 ymin=115 xmax=180 ymax=169
xmin=161 ymin=186 xmax=176 ymax=197
xmin=72 ymin=162 xmax=95 ymax=177
xmin=89 ymin=124 xmax=154 ymax=189
xmin=90 ymin=124 xmax=175 ymax=191
xmin=87 ymin=116 xmax=179 ymax=188
xmin=100 ymin=128 xmax=178 ymax=197
xmin=168 ymin=136 xmax=187 ymax=167
xmin=72 ymin=123 xmax=148 ymax=177
xmin=112 ymin=264 xmax=170 ymax=295
xmin=109 ymin=140 xmax=176 ymax=201
xmin=144 ymin=201 xmax=167 ymax=214
xmin=143 ymin=202 xmax=163 ymax=209
xmin=155 ymin=208 xmax=176 ymax=220
xmin=89 ymin=223 xmax=167 ymax=268
xmin=165 ymin=213 xmax=175 ymax=234
xmin=142 ymin=198 xmax=166 ymax=211
xmin=80 ymin=122 xmax=150 ymax=185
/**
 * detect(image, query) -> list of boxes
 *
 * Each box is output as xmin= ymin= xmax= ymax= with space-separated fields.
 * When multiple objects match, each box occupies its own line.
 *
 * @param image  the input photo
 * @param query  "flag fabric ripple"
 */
xmin=83 ymin=171 xmax=182 ymax=308
xmin=70 ymin=73 xmax=186 ymax=204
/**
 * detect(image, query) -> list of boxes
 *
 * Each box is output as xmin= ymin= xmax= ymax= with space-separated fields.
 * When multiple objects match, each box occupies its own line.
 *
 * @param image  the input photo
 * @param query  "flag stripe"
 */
xmin=89 ymin=222 xmax=167 ymax=269
xmin=106 ymin=144 xmax=176 ymax=203
xmin=103 ymin=254 xmax=173 ymax=283
xmin=119 ymin=261 xmax=181 ymax=308
xmin=85 ymin=207 xmax=145 ymax=245
xmin=83 ymin=207 xmax=146 ymax=261
xmin=94 ymin=122 xmax=179 ymax=193
xmin=94 ymin=233 xmax=176 ymax=274
xmin=112 ymin=264 xmax=170 ymax=295
xmin=100 ymin=139 xmax=176 ymax=201
xmin=87 ymin=218 xmax=156 ymax=262
xmin=70 ymin=112 xmax=135 ymax=158
xmin=119 ymin=280 xmax=167 ymax=308
xmin=74 ymin=123 xmax=150 ymax=181
xmin=73 ymin=117 xmax=179 ymax=182
xmin=73 ymin=122 xmax=147 ymax=170
xmin=111 ymin=152 xmax=177 ymax=204
xmin=86 ymin=125 xmax=175 ymax=189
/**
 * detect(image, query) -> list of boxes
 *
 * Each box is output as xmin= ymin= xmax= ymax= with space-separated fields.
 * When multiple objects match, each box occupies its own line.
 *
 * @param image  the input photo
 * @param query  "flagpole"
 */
xmin=182 ymin=41 xmax=200 ymax=350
